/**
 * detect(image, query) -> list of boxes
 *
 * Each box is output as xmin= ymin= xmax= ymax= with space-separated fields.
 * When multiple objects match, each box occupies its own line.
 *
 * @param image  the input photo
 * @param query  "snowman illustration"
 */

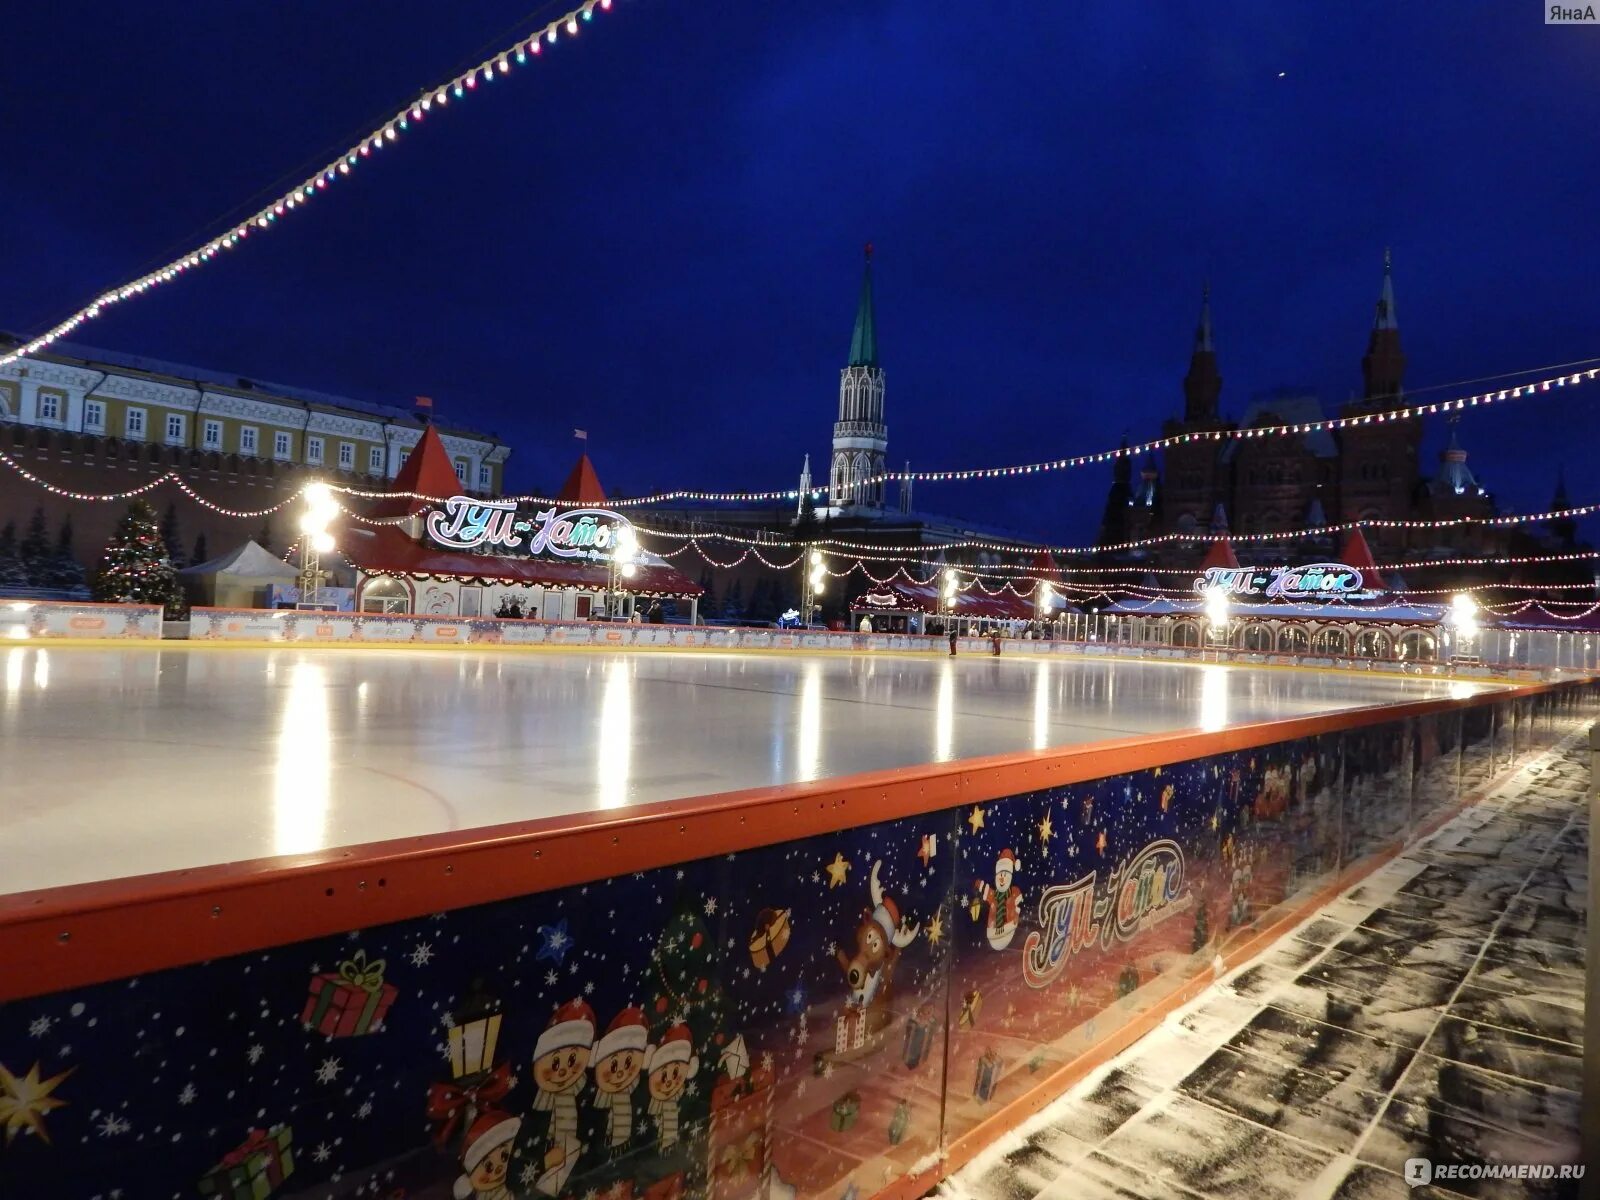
xmin=973 ymin=848 xmax=1023 ymax=950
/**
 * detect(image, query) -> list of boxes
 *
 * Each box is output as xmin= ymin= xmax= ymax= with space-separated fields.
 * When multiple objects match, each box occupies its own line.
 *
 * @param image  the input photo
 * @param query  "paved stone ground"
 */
xmin=939 ymin=725 xmax=1590 ymax=1200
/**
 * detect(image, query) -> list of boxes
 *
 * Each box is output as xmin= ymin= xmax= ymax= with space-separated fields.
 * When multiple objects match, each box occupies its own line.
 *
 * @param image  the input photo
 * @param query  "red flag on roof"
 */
xmin=1198 ymin=538 xmax=1240 ymax=571
xmin=557 ymin=453 xmax=607 ymax=504
xmin=414 ymin=395 xmax=433 ymax=409
xmin=1338 ymin=527 xmax=1385 ymax=592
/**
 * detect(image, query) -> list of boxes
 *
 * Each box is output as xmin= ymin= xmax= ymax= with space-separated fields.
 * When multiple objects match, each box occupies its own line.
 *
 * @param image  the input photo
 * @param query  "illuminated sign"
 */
xmin=426 ymin=497 xmax=635 ymax=562
xmin=1193 ymin=562 xmax=1365 ymax=600
xmin=1022 ymin=838 xmax=1189 ymax=989
xmin=862 ymin=592 xmax=900 ymax=608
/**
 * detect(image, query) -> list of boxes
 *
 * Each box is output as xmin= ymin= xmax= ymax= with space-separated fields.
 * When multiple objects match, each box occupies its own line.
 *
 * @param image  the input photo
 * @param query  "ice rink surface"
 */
xmin=0 ymin=644 xmax=1495 ymax=895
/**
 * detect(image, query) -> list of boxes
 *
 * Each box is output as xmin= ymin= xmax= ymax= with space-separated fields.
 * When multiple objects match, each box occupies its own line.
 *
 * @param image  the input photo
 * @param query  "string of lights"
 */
xmin=0 ymin=0 xmax=624 ymax=371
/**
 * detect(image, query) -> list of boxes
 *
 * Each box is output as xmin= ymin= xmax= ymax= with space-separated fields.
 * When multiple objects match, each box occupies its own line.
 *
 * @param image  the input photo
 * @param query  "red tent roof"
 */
xmin=1338 ymin=527 xmax=1385 ymax=591
xmin=1198 ymin=538 xmax=1240 ymax=571
xmin=339 ymin=524 xmax=702 ymax=598
xmin=368 ymin=424 xmax=463 ymax=519
xmin=558 ymin=454 xmax=608 ymax=504
xmin=1030 ymin=548 xmax=1059 ymax=577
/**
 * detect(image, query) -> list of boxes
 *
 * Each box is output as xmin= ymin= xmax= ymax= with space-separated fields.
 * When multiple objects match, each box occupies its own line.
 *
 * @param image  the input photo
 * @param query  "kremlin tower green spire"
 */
xmin=847 ymin=243 xmax=878 ymax=368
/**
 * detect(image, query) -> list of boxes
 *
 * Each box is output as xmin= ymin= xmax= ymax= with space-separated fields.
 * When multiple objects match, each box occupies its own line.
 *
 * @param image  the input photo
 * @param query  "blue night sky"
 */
xmin=2 ymin=3 xmax=1595 ymax=541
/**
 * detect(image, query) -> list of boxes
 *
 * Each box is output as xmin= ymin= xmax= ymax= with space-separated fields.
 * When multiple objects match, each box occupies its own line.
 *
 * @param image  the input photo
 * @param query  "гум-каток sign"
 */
xmin=1193 ymin=562 xmax=1365 ymax=601
xmin=425 ymin=496 xmax=635 ymax=562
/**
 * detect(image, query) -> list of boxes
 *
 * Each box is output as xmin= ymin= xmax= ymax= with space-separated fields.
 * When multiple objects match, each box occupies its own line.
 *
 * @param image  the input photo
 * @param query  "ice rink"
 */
xmin=0 ymin=643 xmax=1494 ymax=895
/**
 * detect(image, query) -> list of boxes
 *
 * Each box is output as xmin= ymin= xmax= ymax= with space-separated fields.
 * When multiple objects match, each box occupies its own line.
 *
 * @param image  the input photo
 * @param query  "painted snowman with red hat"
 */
xmin=644 ymin=1022 xmax=699 ymax=1154
xmin=453 ymin=1111 xmax=521 ymax=1200
xmin=591 ymin=1006 xmax=650 ymax=1153
xmin=974 ymin=849 xmax=1023 ymax=950
xmin=530 ymin=998 xmax=596 ymax=1196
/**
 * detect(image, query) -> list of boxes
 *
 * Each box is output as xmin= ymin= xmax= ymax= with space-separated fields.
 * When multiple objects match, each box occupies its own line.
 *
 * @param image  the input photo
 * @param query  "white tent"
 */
xmin=180 ymin=540 xmax=296 ymax=609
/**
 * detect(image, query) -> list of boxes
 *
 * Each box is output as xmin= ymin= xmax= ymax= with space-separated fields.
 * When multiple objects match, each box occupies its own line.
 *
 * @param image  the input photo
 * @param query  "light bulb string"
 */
xmin=0 ymin=0 xmax=622 ymax=371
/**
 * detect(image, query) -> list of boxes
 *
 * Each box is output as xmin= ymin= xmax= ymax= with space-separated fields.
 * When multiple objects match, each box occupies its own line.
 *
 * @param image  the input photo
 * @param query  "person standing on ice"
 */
xmin=859 ymin=614 xmax=873 ymax=633
xmin=948 ymin=627 xmax=958 ymax=656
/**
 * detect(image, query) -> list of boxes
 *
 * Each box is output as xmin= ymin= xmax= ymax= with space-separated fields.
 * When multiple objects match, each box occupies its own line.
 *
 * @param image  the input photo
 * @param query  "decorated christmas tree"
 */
xmin=93 ymin=501 xmax=187 ymax=616
xmin=0 ymin=521 xmax=27 ymax=591
xmin=645 ymin=902 xmax=732 ymax=1053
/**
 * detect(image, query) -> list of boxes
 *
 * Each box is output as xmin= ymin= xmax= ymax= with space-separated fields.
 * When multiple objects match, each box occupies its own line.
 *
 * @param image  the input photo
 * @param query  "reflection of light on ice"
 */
xmin=3 ymin=647 xmax=24 ymax=698
xmin=797 ymin=662 xmax=822 ymax=783
xmin=33 ymin=650 xmax=49 ymax=690
xmin=1033 ymin=660 xmax=1051 ymax=750
xmin=273 ymin=661 xmax=331 ymax=856
xmin=1448 ymin=680 xmax=1476 ymax=701
xmin=1198 ymin=665 xmax=1229 ymax=732
xmin=935 ymin=661 xmax=955 ymax=761
xmin=597 ymin=658 xmax=634 ymax=808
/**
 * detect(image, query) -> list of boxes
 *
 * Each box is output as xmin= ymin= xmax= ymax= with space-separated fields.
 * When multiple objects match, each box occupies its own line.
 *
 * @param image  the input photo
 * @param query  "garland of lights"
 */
xmin=0 ymin=0 xmax=625 ymax=371
xmin=316 ymin=363 xmax=1600 ymax=508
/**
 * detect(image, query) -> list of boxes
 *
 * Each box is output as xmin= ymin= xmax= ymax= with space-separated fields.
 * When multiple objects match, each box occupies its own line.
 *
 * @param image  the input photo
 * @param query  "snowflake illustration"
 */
xmin=544 ymin=970 xmax=558 ymax=986
xmin=315 ymin=1056 xmax=342 ymax=1084
xmin=703 ymin=897 xmax=718 ymax=916
xmin=97 ymin=1114 xmax=131 ymax=1137
xmin=27 ymin=1015 xmax=52 ymax=1038
xmin=675 ymin=870 xmax=685 ymax=881
xmin=521 ymin=1164 xmax=541 ymax=1187
xmin=313 ymin=1142 xmax=333 ymax=1163
xmin=822 ymin=1061 xmax=835 ymax=1079
xmin=409 ymin=942 xmax=434 ymax=967
xmin=761 ymin=1052 xmax=775 ymax=1072
xmin=584 ymin=981 xmax=596 ymax=995
xmin=246 ymin=1044 xmax=265 ymax=1065
xmin=178 ymin=1083 xmax=198 ymax=1106
xmin=357 ymin=1100 xmax=373 ymax=1119
xmin=569 ymin=961 xmax=579 ymax=975
xmin=810 ymin=872 xmax=821 ymax=884
xmin=439 ymin=1012 xmax=456 ymax=1030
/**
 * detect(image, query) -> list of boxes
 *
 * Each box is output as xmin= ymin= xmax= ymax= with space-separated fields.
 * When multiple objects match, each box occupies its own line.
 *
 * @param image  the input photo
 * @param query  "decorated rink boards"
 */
xmin=0 ymin=704 xmax=1510 ymax=1200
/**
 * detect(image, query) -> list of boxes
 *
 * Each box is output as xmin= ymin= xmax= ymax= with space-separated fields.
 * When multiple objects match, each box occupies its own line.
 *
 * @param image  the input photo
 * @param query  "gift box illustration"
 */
xmin=302 ymin=949 xmax=397 ymax=1038
xmin=973 ymin=1050 xmax=1002 ymax=1103
xmin=198 ymin=1124 xmax=294 ymax=1199
xmin=902 ymin=1005 xmax=935 ymax=1069
xmin=887 ymin=1099 xmax=910 ymax=1146
xmin=747 ymin=908 xmax=792 ymax=971
xmin=834 ymin=1005 xmax=868 ymax=1054
xmin=830 ymin=1091 xmax=860 ymax=1132
xmin=709 ymin=1047 xmax=775 ymax=1200
xmin=643 ymin=1172 xmax=685 ymax=1200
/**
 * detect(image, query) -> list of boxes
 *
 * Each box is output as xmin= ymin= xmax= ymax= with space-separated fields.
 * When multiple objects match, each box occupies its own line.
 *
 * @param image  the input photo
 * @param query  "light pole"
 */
xmin=297 ymin=482 xmax=339 ymax=608
xmin=607 ymin=525 xmax=639 ymax=619
xmin=801 ymin=549 xmax=825 ymax=627
xmin=1203 ymin=585 xmax=1230 ymax=662
xmin=943 ymin=568 xmax=960 ymax=634
xmin=1036 ymin=580 xmax=1054 ymax=638
xmin=1448 ymin=592 xmax=1479 ymax=665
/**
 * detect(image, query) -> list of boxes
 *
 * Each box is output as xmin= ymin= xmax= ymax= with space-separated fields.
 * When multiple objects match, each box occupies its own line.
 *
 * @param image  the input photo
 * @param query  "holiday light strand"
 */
xmin=0 ymin=0 xmax=624 ymax=371
xmin=320 ymin=363 xmax=1600 ymax=508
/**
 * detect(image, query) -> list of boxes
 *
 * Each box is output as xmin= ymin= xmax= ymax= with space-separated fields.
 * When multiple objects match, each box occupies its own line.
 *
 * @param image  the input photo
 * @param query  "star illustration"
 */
xmin=925 ymin=912 xmax=944 ymax=945
xmin=967 ymin=805 xmax=986 ymax=833
xmin=918 ymin=834 xmax=937 ymax=867
xmin=1037 ymin=812 xmax=1053 ymax=847
xmin=1209 ymin=810 xmax=1220 ymax=831
xmin=825 ymin=853 xmax=852 ymax=888
xmin=1095 ymin=830 xmax=1107 ymax=855
xmin=0 ymin=1061 xmax=74 ymax=1146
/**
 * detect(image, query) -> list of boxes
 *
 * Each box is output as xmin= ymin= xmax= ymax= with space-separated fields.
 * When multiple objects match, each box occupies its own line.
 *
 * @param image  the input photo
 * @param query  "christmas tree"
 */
xmin=19 ymin=507 xmax=51 ymax=585
xmin=93 ymin=501 xmax=187 ymax=616
xmin=0 ymin=521 xmax=27 ymax=591
xmin=160 ymin=502 xmax=186 ymax=567
xmin=191 ymin=533 xmax=209 ymax=567
xmin=645 ymin=902 xmax=732 ymax=1053
xmin=48 ymin=517 xmax=87 ymax=591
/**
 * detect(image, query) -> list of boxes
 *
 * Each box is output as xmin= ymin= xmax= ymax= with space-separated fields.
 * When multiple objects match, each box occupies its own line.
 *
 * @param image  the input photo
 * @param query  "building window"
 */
xmin=454 ymin=460 xmax=468 ymax=483
xmin=306 ymin=436 xmax=324 ymax=465
xmin=273 ymin=431 xmax=291 ymax=460
xmin=165 ymin=413 xmax=186 ymax=444
xmin=38 ymin=393 xmax=61 ymax=422
xmin=399 ymin=450 xmax=410 ymax=467
xmin=203 ymin=419 xmax=222 ymax=449
xmin=126 ymin=407 xmax=147 ymax=439
xmin=477 ymin=464 xmax=491 ymax=490
xmin=368 ymin=446 xmax=383 ymax=473
xmin=239 ymin=426 xmax=258 ymax=454
xmin=338 ymin=442 xmax=354 ymax=469
xmin=84 ymin=401 xmax=105 ymax=432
